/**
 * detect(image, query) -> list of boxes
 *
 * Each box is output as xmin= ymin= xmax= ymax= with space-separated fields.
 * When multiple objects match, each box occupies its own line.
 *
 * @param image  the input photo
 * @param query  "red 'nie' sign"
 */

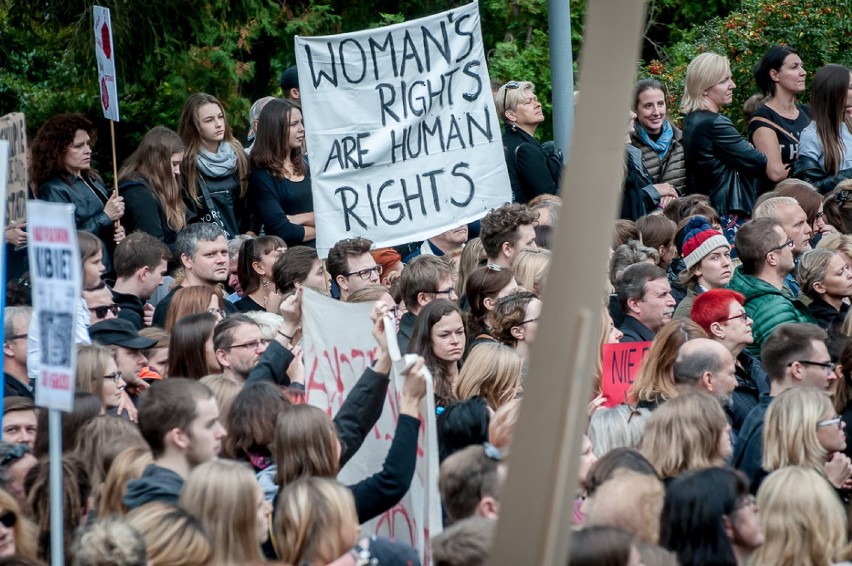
xmin=601 ymin=341 xmax=651 ymax=407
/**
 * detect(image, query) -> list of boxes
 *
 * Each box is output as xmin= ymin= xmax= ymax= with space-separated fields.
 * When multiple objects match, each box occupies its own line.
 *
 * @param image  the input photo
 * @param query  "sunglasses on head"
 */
xmin=501 ymin=81 xmax=521 ymax=113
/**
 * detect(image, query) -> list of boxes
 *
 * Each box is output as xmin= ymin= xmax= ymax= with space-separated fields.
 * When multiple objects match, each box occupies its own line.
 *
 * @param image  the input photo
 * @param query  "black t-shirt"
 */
xmin=747 ymin=103 xmax=811 ymax=165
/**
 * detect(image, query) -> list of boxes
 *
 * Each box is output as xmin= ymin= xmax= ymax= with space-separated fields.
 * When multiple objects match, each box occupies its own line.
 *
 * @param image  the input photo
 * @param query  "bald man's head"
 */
xmin=673 ymin=339 xmax=737 ymax=403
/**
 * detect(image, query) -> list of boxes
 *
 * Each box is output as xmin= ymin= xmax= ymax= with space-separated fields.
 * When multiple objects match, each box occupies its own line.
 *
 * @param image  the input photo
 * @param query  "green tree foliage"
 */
xmin=641 ymin=0 xmax=852 ymax=130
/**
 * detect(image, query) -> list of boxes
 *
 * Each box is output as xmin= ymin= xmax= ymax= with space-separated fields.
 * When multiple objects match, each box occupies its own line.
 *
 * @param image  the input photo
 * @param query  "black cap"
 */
xmin=89 ymin=319 xmax=158 ymax=350
xmin=280 ymin=65 xmax=300 ymax=92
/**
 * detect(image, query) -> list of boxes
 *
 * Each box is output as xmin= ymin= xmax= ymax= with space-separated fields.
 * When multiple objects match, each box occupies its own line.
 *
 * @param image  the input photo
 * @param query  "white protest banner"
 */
xmin=0 ymin=141 xmax=7 ymax=305
xmin=0 ymin=113 xmax=28 ymax=227
xmin=295 ymin=2 xmax=511 ymax=257
xmin=301 ymin=288 xmax=442 ymax=563
xmin=27 ymin=201 xmax=81 ymax=412
xmin=94 ymin=6 xmax=120 ymax=121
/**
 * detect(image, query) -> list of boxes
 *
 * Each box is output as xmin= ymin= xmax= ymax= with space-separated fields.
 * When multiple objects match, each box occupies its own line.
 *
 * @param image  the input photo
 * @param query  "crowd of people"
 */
xmin=0 ymin=42 xmax=851 ymax=565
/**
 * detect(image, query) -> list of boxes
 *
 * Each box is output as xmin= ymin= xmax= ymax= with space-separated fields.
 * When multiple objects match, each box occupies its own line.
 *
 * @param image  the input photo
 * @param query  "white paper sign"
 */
xmin=295 ymin=2 xmax=511 ymax=257
xmin=0 ymin=113 xmax=27 ymax=227
xmin=300 ymin=288 xmax=442 ymax=563
xmin=94 ymin=6 xmax=120 ymax=121
xmin=27 ymin=201 xmax=81 ymax=412
xmin=0 ymin=140 xmax=7 ymax=282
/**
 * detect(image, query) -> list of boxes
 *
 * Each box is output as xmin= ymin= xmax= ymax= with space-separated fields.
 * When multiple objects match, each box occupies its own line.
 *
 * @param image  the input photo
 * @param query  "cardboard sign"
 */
xmin=601 ymin=341 xmax=652 ymax=407
xmin=0 ymin=113 xmax=28 ymax=227
xmin=94 ymin=6 xmax=120 ymax=121
xmin=295 ymin=2 xmax=511 ymax=257
xmin=300 ymin=288 xmax=441 ymax=563
xmin=27 ymin=201 xmax=82 ymax=412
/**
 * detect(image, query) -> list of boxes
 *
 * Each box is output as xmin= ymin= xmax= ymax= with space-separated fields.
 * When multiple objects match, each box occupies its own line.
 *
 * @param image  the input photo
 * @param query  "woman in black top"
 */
xmin=234 ymin=236 xmax=287 ymax=313
xmin=248 ymin=98 xmax=316 ymax=246
xmin=748 ymin=46 xmax=811 ymax=191
xmin=118 ymin=126 xmax=187 ymax=254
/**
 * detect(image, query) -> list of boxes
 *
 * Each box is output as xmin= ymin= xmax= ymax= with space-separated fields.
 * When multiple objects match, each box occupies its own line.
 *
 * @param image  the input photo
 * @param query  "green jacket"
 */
xmin=726 ymin=267 xmax=816 ymax=357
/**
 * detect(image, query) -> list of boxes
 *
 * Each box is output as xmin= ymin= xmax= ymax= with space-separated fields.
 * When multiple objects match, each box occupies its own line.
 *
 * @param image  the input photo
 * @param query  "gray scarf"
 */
xmin=197 ymin=142 xmax=238 ymax=179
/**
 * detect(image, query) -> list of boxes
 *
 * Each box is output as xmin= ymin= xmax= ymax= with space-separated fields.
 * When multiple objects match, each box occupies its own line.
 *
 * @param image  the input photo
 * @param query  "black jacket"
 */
xmin=112 ymin=288 xmax=145 ymax=330
xmin=122 ymin=464 xmax=184 ymax=511
xmin=397 ymin=312 xmax=416 ymax=355
xmin=728 ymin=351 xmax=770 ymax=433
xmin=682 ymin=110 xmax=767 ymax=216
xmin=186 ymin=170 xmax=251 ymax=239
xmin=502 ymin=124 xmax=559 ymax=203
xmin=618 ymin=315 xmax=655 ymax=343
xmin=118 ymin=177 xmax=180 ymax=255
xmin=37 ymin=173 xmax=113 ymax=240
xmin=733 ymin=395 xmax=772 ymax=493
xmin=792 ymin=155 xmax=852 ymax=195
xmin=248 ymin=169 xmax=313 ymax=246
xmin=621 ymin=145 xmax=660 ymax=221
xmin=807 ymin=297 xmax=849 ymax=331
xmin=3 ymin=373 xmax=33 ymax=400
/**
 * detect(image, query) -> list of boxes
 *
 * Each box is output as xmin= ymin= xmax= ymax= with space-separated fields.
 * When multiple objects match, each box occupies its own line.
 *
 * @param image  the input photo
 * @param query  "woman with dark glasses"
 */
xmin=494 ymin=81 xmax=561 ymax=204
xmin=0 ymin=487 xmax=37 ymax=559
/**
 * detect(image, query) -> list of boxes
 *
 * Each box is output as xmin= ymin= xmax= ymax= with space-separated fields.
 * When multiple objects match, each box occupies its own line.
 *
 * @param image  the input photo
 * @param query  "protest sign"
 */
xmin=301 ymin=288 xmax=441 ymax=563
xmin=601 ymin=341 xmax=652 ymax=407
xmin=0 ymin=113 xmax=28 ymax=227
xmin=27 ymin=201 xmax=81 ymax=412
xmin=295 ymin=2 xmax=512 ymax=257
xmin=94 ymin=6 xmax=120 ymax=121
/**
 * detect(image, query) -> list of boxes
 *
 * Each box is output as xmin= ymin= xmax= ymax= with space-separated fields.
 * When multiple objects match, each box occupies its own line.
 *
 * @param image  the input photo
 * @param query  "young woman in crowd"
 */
xmin=640 ymin=392 xmax=732 ymax=483
xmin=636 ymin=214 xmax=678 ymax=272
xmin=630 ymin=79 xmax=687 ymax=194
xmin=672 ymin=216 xmax=733 ymax=318
xmin=592 ymin=306 xmax=625 ymax=397
xmin=795 ymin=64 xmax=852 ymax=193
xmin=139 ymin=327 xmax=170 ymax=379
xmin=464 ymin=265 xmax=521 ymax=349
xmin=234 ymin=236 xmax=287 ymax=313
xmin=76 ymin=343 xmax=126 ymax=411
xmin=487 ymin=290 xmax=542 ymax=363
xmin=749 ymin=45 xmax=811 ymax=189
xmin=97 ymin=445 xmax=153 ymax=517
xmin=275 ymin=477 xmax=360 ymax=566
xmin=272 ymin=245 xmax=329 ymax=296
xmin=660 ymin=468 xmax=762 ymax=566
xmin=118 ymin=126 xmax=187 ymax=253
xmin=29 ymin=113 xmax=125 ymax=250
xmin=166 ymin=312 xmax=219 ymax=379
xmin=681 ymin=53 xmax=767 ymax=234
xmin=453 ymin=342 xmax=523 ymax=411
xmin=178 ymin=92 xmax=249 ymax=238
xmin=0 ymin=488 xmax=37 ymax=559
xmin=125 ymin=502 xmax=213 ymax=566
xmin=512 ymin=248 xmax=550 ymax=295
xmin=72 ymin=415 xmax=145 ymax=495
xmin=163 ymin=285 xmax=225 ymax=332
xmin=457 ymin=238 xmax=487 ymax=304
xmin=408 ymin=300 xmax=467 ymax=410
xmin=762 ymin=386 xmax=852 ymax=492
xmin=751 ymin=466 xmax=850 ymax=565
xmin=248 ymin=98 xmax=316 ymax=246
xmin=180 ymin=460 xmax=271 ymax=565
xmin=797 ymin=249 xmax=852 ymax=330
xmin=627 ymin=319 xmax=707 ymax=410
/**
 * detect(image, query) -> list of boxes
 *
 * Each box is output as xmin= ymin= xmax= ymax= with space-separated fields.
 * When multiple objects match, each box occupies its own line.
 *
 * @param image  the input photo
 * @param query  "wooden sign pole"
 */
xmin=490 ymin=1 xmax=647 ymax=564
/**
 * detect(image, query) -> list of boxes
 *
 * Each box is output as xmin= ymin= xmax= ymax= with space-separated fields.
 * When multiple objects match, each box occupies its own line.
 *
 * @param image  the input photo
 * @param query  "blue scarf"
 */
xmin=638 ymin=120 xmax=674 ymax=162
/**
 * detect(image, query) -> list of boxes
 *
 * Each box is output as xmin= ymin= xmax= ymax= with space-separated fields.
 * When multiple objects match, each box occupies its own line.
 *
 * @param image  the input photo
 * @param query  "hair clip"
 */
xmin=483 ymin=442 xmax=502 ymax=461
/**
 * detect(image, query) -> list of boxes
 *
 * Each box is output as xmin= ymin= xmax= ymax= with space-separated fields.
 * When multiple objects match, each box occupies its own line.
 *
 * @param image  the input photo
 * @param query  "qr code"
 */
xmin=39 ymin=311 xmax=74 ymax=366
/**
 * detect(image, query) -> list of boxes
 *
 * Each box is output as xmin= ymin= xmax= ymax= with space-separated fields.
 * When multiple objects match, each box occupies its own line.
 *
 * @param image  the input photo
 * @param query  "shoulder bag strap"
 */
xmin=749 ymin=116 xmax=799 ymax=144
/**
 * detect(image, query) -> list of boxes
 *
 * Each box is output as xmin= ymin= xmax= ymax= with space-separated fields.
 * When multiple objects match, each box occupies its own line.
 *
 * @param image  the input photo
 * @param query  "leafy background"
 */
xmin=1 ymin=0 xmax=850 ymax=184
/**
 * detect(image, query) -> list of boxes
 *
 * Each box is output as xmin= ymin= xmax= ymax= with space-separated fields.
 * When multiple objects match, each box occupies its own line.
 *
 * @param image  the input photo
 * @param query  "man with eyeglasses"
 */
xmin=89 ymin=319 xmax=157 ymax=402
xmin=734 ymin=322 xmax=837 ymax=492
xmin=753 ymin=196 xmax=813 ymax=296
xmin=83 ymin=282 xmax=120 ymax=325
xmin=727 ymin=217 xmax=816 ymax=356
xmin=213 ymin=315 xmax=271 ymax=383
xmin=397 ymin=256 xmax=457 ymax=353
xmin=327 ymin=237 xmax=382 ymax=301
xmin=3 ymin=307 xmax=33 ymax=400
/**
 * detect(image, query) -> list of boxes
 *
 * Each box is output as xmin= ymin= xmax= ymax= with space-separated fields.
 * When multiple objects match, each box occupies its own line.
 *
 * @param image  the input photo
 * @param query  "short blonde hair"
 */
xmin=588 ymin=404 xmax=651 ymax=457
xmin=797 ymin=249 xmax=841 ymax=301
xmin=495 ymin=81 xmax=535 ymax=120
xmin=752 ymin=195 xmax=800 ymax=221
xmin=763 ymin=387 xmax=832 ymax=473
xmin=583 ymin=469 xmax=666 ymax=544
xmin=512 ymin=248 xmax=551 ymax=293
xmin=753 ymin=466 xmax=848 ymax=565
xmin=180 ymin=460 xmax=265 ymax=565
xmin=818 ymin=232 xmax=852 ymax=258
xmin=454 ymin=342 xmax=523 ymax=410
xmin=125 ymin=502 xmax=212 ymax=566
xmin=680 ymin=53 xmax=731 ymax=114
xmin=76 ymin=343 xmax=115 ymax=398
xmin=640 ymin=392 xmax=728 ymax=479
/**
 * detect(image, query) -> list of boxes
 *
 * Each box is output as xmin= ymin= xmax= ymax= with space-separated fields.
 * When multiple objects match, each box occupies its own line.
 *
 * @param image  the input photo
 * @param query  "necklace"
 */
xmin=765 ymin=99 xmax=799 ymax=120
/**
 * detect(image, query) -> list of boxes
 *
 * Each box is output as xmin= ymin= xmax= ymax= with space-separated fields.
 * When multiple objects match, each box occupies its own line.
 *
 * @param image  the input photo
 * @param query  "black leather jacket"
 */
xmin=37 ymin=173 xmax=113 ymax=239
xmin=502 ymin=123 xmax=559 ymax=203
xmin=682 ymin=110 xmax=767 ymax=216
xmin=792 ymin=155 xmax=852 ymax=194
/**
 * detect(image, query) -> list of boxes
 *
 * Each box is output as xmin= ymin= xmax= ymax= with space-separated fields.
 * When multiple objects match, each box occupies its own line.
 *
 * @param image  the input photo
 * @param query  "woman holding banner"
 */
xmin=29 ymin=113 xmax=126 ymax=249
xmin=248 ymin=98 xmax=316 ymax=247
xmin=178 ymin=93 xmax=250 ymax=239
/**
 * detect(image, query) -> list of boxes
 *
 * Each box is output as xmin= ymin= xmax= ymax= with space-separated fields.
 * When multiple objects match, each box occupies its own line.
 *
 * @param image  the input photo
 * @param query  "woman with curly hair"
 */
xmin=487 ymin=290 xmax=541 ymax=363
xmin=118 ymin=126 xmax=187 ymax=253
xmin=178 ymin=93 xmax=250 ymax=239
xmin=29 ymin=113 xmax=125 ymax=249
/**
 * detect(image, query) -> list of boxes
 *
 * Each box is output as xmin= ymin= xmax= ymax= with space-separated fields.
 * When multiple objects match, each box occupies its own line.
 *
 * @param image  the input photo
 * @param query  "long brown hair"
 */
xmin=811 ymin=65 xmax=852 ymax=175
xmin=249 ymin=98 xmax=306 ymax=178
xmin=164 ymin=285 xmax=223 ymax=332
xmin=119 ymin=126 xmax=187 ymax=230
xmin=273 ymin=404 xmax=338 ymax=488
xmin=177 ymin=93 xmax=248 ymax=201
xmin=167 ymin=312 xmax=217 ymax=379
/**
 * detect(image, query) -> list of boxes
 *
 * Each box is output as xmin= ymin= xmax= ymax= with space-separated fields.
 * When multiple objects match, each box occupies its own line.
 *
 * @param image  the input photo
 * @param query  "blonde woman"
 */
xmin=199 ymin=375 xmax=242 ymax=424
xmin=752 ymin=466 xmax=850 ymax=566
xmin=180 ymin=460 xmax=271 ymax=565
xmin=76 ymin=343 xmax=133 ymax=418
xmin=797 ymin=249 xmax=852 ymax=329
xmin=681 ymin=53 xmax=767 ymax=222
xmin=275 ymin=477 xmax=360 ymax=566
xmin=512 ymin=247 xmax=551 ymax=294
xmin=762 ymin=387 xmax=852 ymax=491
xmin=97 ymin=446 xmax=153 ymax=517
xmin=640 ymin=392 xmax=731 ymax=481
xmin=453 ymin=342 xmax=523 ymax=411
xmin=0 ymin=488 xmax=37 ymax=559
xmin=125 ymin=502 xmax=213 ymax=566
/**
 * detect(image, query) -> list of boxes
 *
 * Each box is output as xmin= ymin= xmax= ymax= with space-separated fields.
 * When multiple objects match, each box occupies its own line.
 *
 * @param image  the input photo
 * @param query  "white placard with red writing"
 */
xmin=301 ymin=288 xmax=442 ymax=563
xmin=94 ymin=6 xmax=120 ymax=121
xmin=27 ymin=201 xmax=81 ymax=412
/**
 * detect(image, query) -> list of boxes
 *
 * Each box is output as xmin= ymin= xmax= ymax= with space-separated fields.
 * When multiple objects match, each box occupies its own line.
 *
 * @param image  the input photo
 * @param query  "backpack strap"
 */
xmin=749 ymin=116 xmax=799 ymax=144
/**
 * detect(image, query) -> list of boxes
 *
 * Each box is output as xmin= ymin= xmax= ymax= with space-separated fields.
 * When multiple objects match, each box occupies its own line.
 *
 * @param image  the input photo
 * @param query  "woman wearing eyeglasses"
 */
xmin=494 ymin=81 xmax=560 ymax=203
xmin=762 ymin=387 xmax=852 ymax=495
xmin=487 ymin=290 xmax=542 ymax=364
xmin=797 ymin=249 xmax=852 ymax=330
xmin=76 ymin=344 xmax=129 ymax=414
